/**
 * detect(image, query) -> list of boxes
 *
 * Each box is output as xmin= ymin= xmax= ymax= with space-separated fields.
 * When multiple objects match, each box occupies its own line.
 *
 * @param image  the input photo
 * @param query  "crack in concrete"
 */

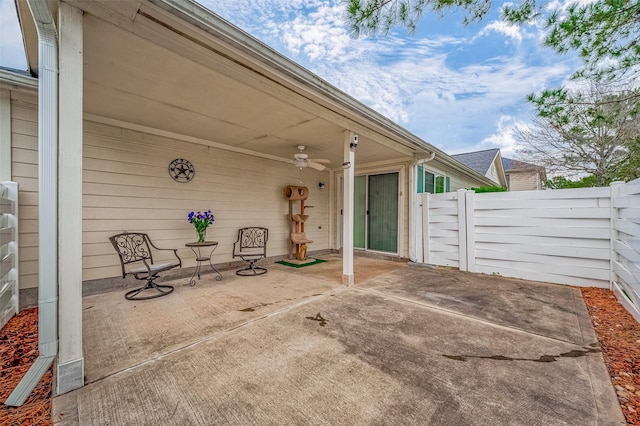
xmin=442 ymin=346 xmax=601 ymax=363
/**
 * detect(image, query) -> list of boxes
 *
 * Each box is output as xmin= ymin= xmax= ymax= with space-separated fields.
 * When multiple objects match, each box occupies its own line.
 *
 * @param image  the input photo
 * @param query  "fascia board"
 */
xmin=146 ymin=0 xmax=435 ymax=154
xmin=0 ymin=68 xmax=38 ymax=91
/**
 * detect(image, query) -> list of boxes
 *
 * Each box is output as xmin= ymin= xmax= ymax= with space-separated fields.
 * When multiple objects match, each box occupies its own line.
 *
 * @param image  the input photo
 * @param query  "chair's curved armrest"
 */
xmin=147 ymin=240 xmax=182 ymax=267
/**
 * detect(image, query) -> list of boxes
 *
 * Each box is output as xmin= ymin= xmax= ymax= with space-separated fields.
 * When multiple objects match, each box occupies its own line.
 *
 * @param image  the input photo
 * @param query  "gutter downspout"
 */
xmin=409 ymin=151 xmax=436 ymax=262
xmin=6 ymin=0 xmax=58 ymax=407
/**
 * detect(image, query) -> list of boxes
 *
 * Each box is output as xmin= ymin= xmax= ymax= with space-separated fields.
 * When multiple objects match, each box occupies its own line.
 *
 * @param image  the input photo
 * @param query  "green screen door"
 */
xmin=367 ymin=173 xmax=398 ymax=252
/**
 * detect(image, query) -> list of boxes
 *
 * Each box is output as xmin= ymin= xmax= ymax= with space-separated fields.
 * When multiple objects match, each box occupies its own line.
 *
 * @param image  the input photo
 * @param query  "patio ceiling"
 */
xmin=18 ymin=0 xmax=435 ymax=167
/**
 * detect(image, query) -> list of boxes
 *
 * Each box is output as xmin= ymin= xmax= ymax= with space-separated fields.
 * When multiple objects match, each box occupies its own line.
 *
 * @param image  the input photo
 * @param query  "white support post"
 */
xmin=0 ymin=90 xmax=11 ymax=181
xmin=421 ymin=193 xmax=430 ymax=264
xmin=342 ymin=130 xmax=355 ymax=286
xmin=409 ymin=162 xmax=417 ymax=262
xmin=56 ymin=2 xmax=84 ymax=394
xmin=465 ymin=190 xmax=476 ymax=273
xmin=457 ymin=189 xmax=468 ymax=272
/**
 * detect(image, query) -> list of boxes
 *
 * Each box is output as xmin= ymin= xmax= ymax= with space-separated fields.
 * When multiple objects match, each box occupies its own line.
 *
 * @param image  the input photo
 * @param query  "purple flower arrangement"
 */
xmin=188 ymin=210 xmax=215 ymax=242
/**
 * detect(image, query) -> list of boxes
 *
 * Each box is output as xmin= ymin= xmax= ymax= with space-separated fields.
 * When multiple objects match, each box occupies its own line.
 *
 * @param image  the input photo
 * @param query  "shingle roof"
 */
xmin=502 ymin=157 xmax=543 ymax=172
xmin=451 ymin=148 xmax=500 ymax=176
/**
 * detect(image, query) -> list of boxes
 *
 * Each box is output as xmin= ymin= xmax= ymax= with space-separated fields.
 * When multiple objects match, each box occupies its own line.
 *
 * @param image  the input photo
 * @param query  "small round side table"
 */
xmin=185 ymin=241 xmax=223 ymax=286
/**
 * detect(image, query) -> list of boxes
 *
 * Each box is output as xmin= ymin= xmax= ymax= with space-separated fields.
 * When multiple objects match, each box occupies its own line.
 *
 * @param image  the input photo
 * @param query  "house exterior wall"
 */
xmin=9 ymin=91 xmax=39 ymax=293
xmin=507 ymin=171 xmax=542 ymax=191
xmin=82 ymin=121 xmax=330 ymax=281
xmin=486 ymin=163 xmax=500 ymax=186
xmin=423 ymin=160 xmax=485 ymax=192
xmin=10 ymin=111 xmax=332 ymax=287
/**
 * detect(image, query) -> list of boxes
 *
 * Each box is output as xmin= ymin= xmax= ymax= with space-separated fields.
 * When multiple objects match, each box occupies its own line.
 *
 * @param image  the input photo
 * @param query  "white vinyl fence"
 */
xmin=610 ymin=180 xmax=640 ymax=317
xmin=419 ymin=179 xmax=640 ymax=317
xmin=0 ymin=182 xmax=19 ymax=328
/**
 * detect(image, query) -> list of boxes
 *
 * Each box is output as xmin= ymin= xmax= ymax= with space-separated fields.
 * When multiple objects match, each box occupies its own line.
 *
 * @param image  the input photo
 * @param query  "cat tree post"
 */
xmin=284 ymin=185 xmax=313 ymax=261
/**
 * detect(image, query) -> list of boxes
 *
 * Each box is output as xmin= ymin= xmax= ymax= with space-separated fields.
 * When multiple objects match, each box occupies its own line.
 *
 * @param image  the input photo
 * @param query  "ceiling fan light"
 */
xmin=294 ymin=159 xmax=307 ymax=168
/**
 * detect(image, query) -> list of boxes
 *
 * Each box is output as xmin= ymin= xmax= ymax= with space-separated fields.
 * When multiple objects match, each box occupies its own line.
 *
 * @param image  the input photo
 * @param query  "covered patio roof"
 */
xmin=15 ymin=0 xmax=495 ymax=179
xmin=6 ymin=0 xmax=495 ymax=403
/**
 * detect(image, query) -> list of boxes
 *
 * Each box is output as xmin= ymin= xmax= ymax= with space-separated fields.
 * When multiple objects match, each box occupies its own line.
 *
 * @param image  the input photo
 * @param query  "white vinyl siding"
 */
xmin=82 ymin=121 xmax=330 ymax=281
xmin=508 ymin=171 xmax=542 ymax=191
xmin=10 ymin=92 xmax=39 ymax=291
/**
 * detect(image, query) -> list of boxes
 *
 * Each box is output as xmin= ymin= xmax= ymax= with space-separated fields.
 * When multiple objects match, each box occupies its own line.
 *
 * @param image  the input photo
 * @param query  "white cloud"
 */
xmin=198 ymin=1 xmax=579 ymax=152
xmin=278 ymin=4 xmax=355 ymax=62
xmin=477 ymin=116 xmax=531 ymax=158
xmin=477 ymin=21 xmax=523 ymax=42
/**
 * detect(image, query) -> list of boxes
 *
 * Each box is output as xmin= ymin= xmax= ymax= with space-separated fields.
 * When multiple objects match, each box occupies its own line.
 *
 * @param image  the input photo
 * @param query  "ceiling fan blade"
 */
xmin=309 ymin=158 xmax=330 ymax=163
xmin=308 ymin=161 xmax=326 ymax=171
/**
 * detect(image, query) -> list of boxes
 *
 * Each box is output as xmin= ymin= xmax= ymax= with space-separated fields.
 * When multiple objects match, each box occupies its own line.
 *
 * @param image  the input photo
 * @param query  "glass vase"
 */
xmin=196 ymin=228 xmax=207 ymax=243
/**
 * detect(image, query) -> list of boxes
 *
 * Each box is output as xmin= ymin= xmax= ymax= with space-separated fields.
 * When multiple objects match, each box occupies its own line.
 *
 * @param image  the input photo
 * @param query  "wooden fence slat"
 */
xmin=475 ymin=216 xmax=609 ymax=228
xmin=474 ymin=233 xmax=611 ymax=248
xmin=476 ymin=248 xmax=610 ymax=270
xmin=474 ymin=207 xmax=610 ymax=219
xmin=475 ymin=256 xmax=611 ymax=281
xmin=472 ymin=186 xmax=610 ymax=200
xmin=475 ymin=226 xmax=611 ymax=239
xmin=475 ymin=198 xmax=610 ymax=210
xmin=0 ymin=199 xmax=14 ymax=214
xmin=0 ymin=228 xmax=14 ymax=246
xmin=475 ymin=242 xmax=610 ymax=260
xmin=614 ymin=239 xmax=640 ymax=265
xmin=615 ymin=217 xmax=640 ymax=238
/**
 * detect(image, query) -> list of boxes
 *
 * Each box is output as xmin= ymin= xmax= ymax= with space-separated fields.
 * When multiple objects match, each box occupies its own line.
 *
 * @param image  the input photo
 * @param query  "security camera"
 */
xmin=350 ymin=135 xmax=358 ymax=151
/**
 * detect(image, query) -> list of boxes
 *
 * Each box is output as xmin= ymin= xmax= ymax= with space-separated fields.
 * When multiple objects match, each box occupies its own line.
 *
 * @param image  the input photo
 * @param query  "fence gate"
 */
xmin=0 ymin=182 xmax=18 ymax=329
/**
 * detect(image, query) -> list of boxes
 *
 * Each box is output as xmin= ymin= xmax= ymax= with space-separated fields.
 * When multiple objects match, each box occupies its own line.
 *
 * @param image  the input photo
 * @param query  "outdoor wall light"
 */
xmin=341 ymin=161 xmax=351 ymax=169
xmin=319 ymin=182 xmax=326 ymax=190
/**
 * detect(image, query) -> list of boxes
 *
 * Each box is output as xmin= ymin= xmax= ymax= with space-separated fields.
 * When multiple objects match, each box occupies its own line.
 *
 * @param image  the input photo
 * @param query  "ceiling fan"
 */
xmin=292 ymin=145 xmax=330 ymax=171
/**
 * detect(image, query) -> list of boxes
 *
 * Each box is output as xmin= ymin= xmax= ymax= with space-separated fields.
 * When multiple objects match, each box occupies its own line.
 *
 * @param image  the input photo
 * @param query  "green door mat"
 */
xmin=276 ymin=259 xmax=327 ymax=268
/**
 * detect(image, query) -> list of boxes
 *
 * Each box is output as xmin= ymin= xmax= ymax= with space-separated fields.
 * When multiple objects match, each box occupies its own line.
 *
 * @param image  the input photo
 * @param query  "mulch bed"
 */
xmin=0 ymin=308 xmax=52 ymax=425
xmin=581 ymin=287 xmax=640 ymax=425
xmin=0 ymin=290 xmax=638 ymax=424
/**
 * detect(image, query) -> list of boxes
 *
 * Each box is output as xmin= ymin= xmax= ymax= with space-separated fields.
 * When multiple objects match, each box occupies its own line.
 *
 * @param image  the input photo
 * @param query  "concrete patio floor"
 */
xmin=53 ymin=254 xmax=624 ymax=425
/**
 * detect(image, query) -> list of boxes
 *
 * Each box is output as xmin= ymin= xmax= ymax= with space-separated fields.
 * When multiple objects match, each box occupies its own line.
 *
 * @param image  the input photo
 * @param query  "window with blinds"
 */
xmin=417 ymin=165 xmax=450 ymax=194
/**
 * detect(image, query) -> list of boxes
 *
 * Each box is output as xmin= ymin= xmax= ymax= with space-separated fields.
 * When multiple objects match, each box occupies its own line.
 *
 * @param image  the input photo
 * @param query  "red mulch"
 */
xmin=0 ymin=308 xmax=52 ymax=425
xmin=582 ymin=287 xmax=640 ymax=425
xmin=0 ymin=291 xmax=638 ymax=424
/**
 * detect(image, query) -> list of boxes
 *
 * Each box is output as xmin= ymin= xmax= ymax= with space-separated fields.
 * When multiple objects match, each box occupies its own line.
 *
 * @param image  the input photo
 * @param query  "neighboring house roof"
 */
xmin=502 ymin=157 xmax=547 ymax=177
xmin=451 ymin=148 xmax=506 ymax=187
xmin=501 ymin=157 xmax=547 ymax=190
xmin=452 ymin=148 xmax=500 ymax=176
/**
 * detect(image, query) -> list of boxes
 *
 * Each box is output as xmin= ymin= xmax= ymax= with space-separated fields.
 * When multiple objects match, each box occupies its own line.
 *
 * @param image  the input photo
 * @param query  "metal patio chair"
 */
xmin=109 ymin=232 xmax=182 ymax=300
xmin=233 ymin=227 xmax=268 ymax=276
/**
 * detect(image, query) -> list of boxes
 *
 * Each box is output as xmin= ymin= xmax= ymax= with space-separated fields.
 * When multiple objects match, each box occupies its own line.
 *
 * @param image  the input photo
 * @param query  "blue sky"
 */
xmin=0 ymin=0 xmax=581 ymax=157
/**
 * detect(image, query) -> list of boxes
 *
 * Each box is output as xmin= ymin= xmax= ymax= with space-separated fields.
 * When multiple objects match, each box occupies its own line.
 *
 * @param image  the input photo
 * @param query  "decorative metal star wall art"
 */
xmin=168 ymin=158 xmax=195 ymax=183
